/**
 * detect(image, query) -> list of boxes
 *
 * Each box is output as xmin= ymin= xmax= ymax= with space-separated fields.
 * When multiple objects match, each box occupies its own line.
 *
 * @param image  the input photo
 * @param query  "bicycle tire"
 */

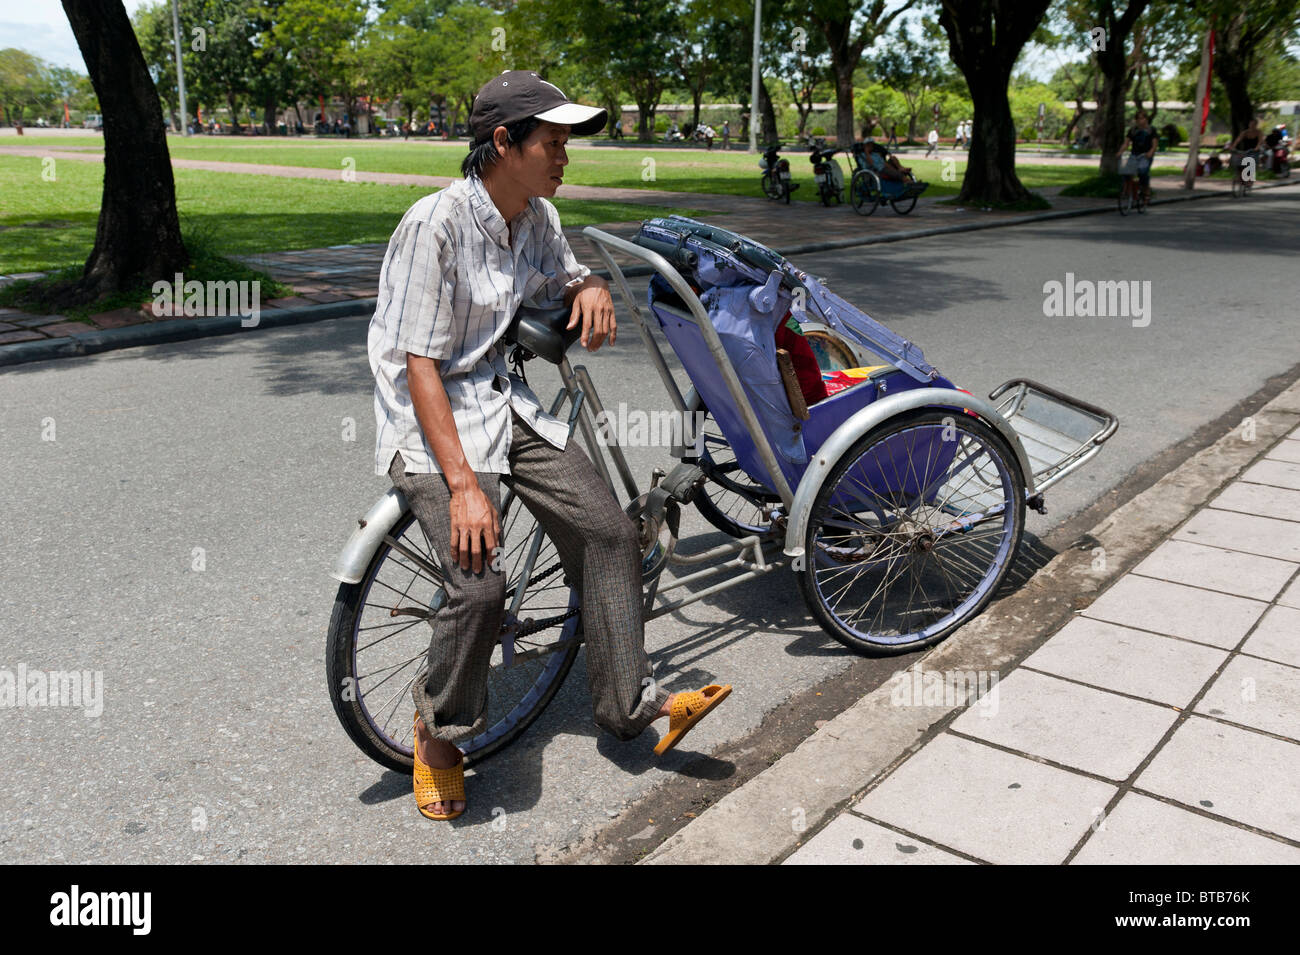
xmin=794 ymin=409 xmax=1025 ymax=656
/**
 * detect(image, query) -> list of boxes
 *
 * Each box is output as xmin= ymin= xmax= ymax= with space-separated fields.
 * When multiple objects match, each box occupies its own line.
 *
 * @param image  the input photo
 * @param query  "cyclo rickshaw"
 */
xmin=326 ymin=215 xmax=1118 ymax=771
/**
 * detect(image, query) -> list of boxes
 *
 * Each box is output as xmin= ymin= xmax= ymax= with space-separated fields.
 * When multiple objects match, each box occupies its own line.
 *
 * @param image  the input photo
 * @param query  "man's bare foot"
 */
xmin=415 ymin=716 xmax=465 ymax=816
xmin=654 ymin=693 xmax=676 ymax=720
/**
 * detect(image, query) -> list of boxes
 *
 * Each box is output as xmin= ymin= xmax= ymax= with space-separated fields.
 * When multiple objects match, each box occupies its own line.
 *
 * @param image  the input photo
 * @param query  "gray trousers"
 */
xmin=388 ymin=408 xmax=670 ymax=746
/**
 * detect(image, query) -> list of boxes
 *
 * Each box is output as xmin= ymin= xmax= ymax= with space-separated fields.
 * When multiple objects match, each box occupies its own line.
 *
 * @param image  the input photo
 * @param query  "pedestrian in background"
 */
xmin=926 ymin=126 xmax=939 ymax=158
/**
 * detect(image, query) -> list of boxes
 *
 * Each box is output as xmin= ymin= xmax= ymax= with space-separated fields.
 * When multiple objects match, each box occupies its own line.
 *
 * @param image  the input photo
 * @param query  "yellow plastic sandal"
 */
xmin=413 ymin=715 xmax=465 ymax=821
xmin=654 ymin=684 xmax=732 ymax=755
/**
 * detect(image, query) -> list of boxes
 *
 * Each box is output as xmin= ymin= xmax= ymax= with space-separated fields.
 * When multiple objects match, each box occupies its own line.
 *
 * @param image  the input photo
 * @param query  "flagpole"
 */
xmin=1183 ymin=24 xmax=1213 ymax=190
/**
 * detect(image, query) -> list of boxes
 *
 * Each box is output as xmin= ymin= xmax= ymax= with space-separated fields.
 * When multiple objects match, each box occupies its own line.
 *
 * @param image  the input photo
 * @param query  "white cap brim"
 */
xmin=533 ymin=102 xmax=606 ymax=135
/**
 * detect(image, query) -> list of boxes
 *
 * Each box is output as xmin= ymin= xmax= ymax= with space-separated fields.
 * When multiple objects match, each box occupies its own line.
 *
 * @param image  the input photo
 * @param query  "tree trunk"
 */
xmin=637 ymin=98 xmax=655 ymax=141
xmin=59 ymin=0 xmax=186 ymax=303
xmin=831 ymin=55 xmax=855 ymax=145
xmin=691 ymin=90 xmax=702 ymax=132
xmin=961 ymin=75 xmax=1030 ymax=203
xmin=1093 ymin=0 xmax=1151 ymax=176
xmin=602 ymin=93 xmax=619 ymax=136
xmin=1095 ymin=62 xmax=1128 ymax=176
xmin=756 ymin=77 xmax=778 ymax=145
xmin=263 ymin=91 xmax=277 ymax=134
xmin=1215 ymin=44 xmax=1254 ymax=137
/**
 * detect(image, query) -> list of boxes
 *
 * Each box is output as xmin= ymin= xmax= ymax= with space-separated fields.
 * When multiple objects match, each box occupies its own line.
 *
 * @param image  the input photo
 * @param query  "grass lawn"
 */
xmin=4 ymin=134 xmax=1152 ymax=204
xmin=0 ymin=154 xmax=701 ymax=275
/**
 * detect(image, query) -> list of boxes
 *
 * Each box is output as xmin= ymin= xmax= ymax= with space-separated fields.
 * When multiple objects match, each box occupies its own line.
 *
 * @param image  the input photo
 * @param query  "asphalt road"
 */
xmin=1 ymin=186 xmax=1297 ymax=863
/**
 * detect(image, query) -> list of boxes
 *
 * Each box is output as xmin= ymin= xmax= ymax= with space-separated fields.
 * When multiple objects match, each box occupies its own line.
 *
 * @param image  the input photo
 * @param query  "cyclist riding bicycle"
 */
xmin=1230 ymin=118 xmax=1266 ymax=181
xmin=1120 ymin=110 xmax=1157 ymax=199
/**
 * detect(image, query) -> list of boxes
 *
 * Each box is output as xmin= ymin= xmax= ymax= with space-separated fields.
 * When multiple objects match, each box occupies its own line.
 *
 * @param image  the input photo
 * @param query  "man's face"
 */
xmin=495 ymin=121 xmax=570 ymax=198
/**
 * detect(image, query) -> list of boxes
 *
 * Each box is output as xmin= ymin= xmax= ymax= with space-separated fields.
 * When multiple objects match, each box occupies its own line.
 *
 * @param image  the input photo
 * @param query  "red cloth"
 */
xmin=775 ymin=318 xmax=829 ymax=406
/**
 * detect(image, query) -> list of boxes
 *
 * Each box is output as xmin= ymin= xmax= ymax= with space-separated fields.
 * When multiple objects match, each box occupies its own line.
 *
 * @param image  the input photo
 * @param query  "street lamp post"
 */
xmin=749 ymin=0 xmax=761 ymax=152
xmin=170 ymin=0 xmax=189 ymax=136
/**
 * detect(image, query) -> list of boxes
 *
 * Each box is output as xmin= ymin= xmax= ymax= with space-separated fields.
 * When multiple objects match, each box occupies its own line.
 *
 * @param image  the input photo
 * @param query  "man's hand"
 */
xmin=565 ymin=275 xmax=616 ymax=351
xmin=448 ymin=478 xmax=500 ymax=575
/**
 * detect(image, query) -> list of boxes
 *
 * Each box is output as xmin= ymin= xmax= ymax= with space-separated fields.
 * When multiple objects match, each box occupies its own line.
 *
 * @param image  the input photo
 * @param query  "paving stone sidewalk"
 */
xmin=784 ymin=423 xmax=1300 ymax=865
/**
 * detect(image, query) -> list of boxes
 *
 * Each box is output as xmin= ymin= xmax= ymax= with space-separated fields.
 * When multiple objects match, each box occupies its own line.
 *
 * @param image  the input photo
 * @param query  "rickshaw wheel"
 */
xmin=326 ymin=498 xmax=581 ymax=772
xmin=692 ymin=407 xmax=779 ymax=538
xmin=795 ymin=409 xmax=1025 ymax=656
xmin=891 ymin=193 xmax=918 ymax=215
xmin=850 ymin=169 xmax=881 ymax=216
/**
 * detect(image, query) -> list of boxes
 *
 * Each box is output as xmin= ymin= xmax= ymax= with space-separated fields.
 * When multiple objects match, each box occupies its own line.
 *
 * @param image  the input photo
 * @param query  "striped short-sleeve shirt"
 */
xmin=368 ymin=174 xmax=590 ymax=477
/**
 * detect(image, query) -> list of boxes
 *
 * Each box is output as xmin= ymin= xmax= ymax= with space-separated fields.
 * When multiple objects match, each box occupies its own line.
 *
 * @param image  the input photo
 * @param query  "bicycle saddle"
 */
xmin=502 ymin=303 xmax=581 ymax=364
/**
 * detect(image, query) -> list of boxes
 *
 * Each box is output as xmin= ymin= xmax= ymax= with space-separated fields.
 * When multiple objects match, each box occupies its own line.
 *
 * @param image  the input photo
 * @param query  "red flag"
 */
xmin=1201 ymin=29 xmax=1215 ymax=134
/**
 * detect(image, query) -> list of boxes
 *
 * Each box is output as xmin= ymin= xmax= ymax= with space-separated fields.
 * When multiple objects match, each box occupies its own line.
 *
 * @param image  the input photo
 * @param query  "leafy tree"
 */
xmin=810 ymin=0 xmax=918 ymax=145
xmin=58 ymin=0 xmax=186 ymax=303
xmin=873 ymin=16 xmax=949 ymax=140
xmin=131 ymin=1 xmax=181 ymax=129
xmin=855 ymin=80 xmax=909 ymax=136
xmin=0 ymin=49 xmax=57 ymax=124
xmin=937 ymin=0 xmax=1055 ymax=203
xmin=274 ymin=0 xmax=368 ymax=124
xmin=1209 ymin=0 xmax=1300 ymax=136
xmin=426 ymin=3 xmax=505 ymax=133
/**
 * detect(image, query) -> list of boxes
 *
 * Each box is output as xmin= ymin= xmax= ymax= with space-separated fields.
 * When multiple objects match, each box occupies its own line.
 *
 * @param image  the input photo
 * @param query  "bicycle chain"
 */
xmin=508 ymin=560 xmax=580 ymax=640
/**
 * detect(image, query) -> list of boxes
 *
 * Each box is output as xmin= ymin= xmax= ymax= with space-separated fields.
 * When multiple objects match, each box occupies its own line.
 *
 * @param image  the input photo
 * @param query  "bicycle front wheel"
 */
xmin=761 ymin=170 xmax=782 ymax=200
xmin=326 ymin=496 xmax=581 ymax=771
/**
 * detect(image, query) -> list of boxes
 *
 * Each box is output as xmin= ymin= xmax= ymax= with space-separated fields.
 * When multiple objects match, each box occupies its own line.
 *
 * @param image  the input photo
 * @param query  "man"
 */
xmin=1120 ymin=111 xmax=1157 ymax=199
xmin=925 ymin=126 xmax=939 ymax=158
xmin=721 ymin=119 xmax=731 ymax=150
xmin=368 ymin=71 xmax=732 ymax=821
xmin=864 ymin=141 xmax=912 ymax=182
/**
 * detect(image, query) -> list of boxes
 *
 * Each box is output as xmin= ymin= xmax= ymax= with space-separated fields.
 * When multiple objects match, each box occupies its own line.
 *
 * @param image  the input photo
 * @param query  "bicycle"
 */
xmin=1117 ymin=166 xmax=1148 ymax=215
xmin=1231 ymin=148 xmax=1261 ymax=198
xmin=808 ymin=139 xmax=846 ymax=206
xmin=759 ymin=143 xmax=798 ymax=204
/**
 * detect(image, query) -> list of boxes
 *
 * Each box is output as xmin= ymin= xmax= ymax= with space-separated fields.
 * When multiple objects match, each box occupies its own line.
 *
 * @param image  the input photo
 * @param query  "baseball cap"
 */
xmin=470 ymin=71 xmax=607 ymax=141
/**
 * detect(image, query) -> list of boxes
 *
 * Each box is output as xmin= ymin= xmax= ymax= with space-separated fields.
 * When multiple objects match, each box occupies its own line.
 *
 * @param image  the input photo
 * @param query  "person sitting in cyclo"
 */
xmin=1120 ymin=111 xmax=1157 ymax=197
xmin=863 ymin=141 xmax=913 ymax=183
xmin=368 ymin=71 xmax=732 ymax=822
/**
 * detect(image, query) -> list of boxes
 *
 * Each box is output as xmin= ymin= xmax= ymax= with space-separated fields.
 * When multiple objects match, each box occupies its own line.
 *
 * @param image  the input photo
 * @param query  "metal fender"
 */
xmin=330 ymin=486 xmax=410 ymax=584
xmin=782 ymin=388 xmax=1035 ymax=559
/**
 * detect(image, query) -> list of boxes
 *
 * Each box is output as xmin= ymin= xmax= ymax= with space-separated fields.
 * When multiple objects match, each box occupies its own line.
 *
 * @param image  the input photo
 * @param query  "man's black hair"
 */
xmin=461 ymin=116 xmax=542 ymax=179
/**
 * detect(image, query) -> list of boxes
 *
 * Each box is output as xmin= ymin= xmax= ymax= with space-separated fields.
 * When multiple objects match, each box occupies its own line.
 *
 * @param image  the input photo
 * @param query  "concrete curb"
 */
xmin=639 ymin=375 xmax=1300 ymax=865
xmin=0 ymin=296 xmax=377 ymax=368
xmin=1 ymin=177 xmax=1292 ymax=369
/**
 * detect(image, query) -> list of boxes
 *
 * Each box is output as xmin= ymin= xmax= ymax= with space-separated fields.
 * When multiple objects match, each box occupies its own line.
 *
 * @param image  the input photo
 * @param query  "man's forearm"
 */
xmin=406 ymin=352 xmax=477 ymax=492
